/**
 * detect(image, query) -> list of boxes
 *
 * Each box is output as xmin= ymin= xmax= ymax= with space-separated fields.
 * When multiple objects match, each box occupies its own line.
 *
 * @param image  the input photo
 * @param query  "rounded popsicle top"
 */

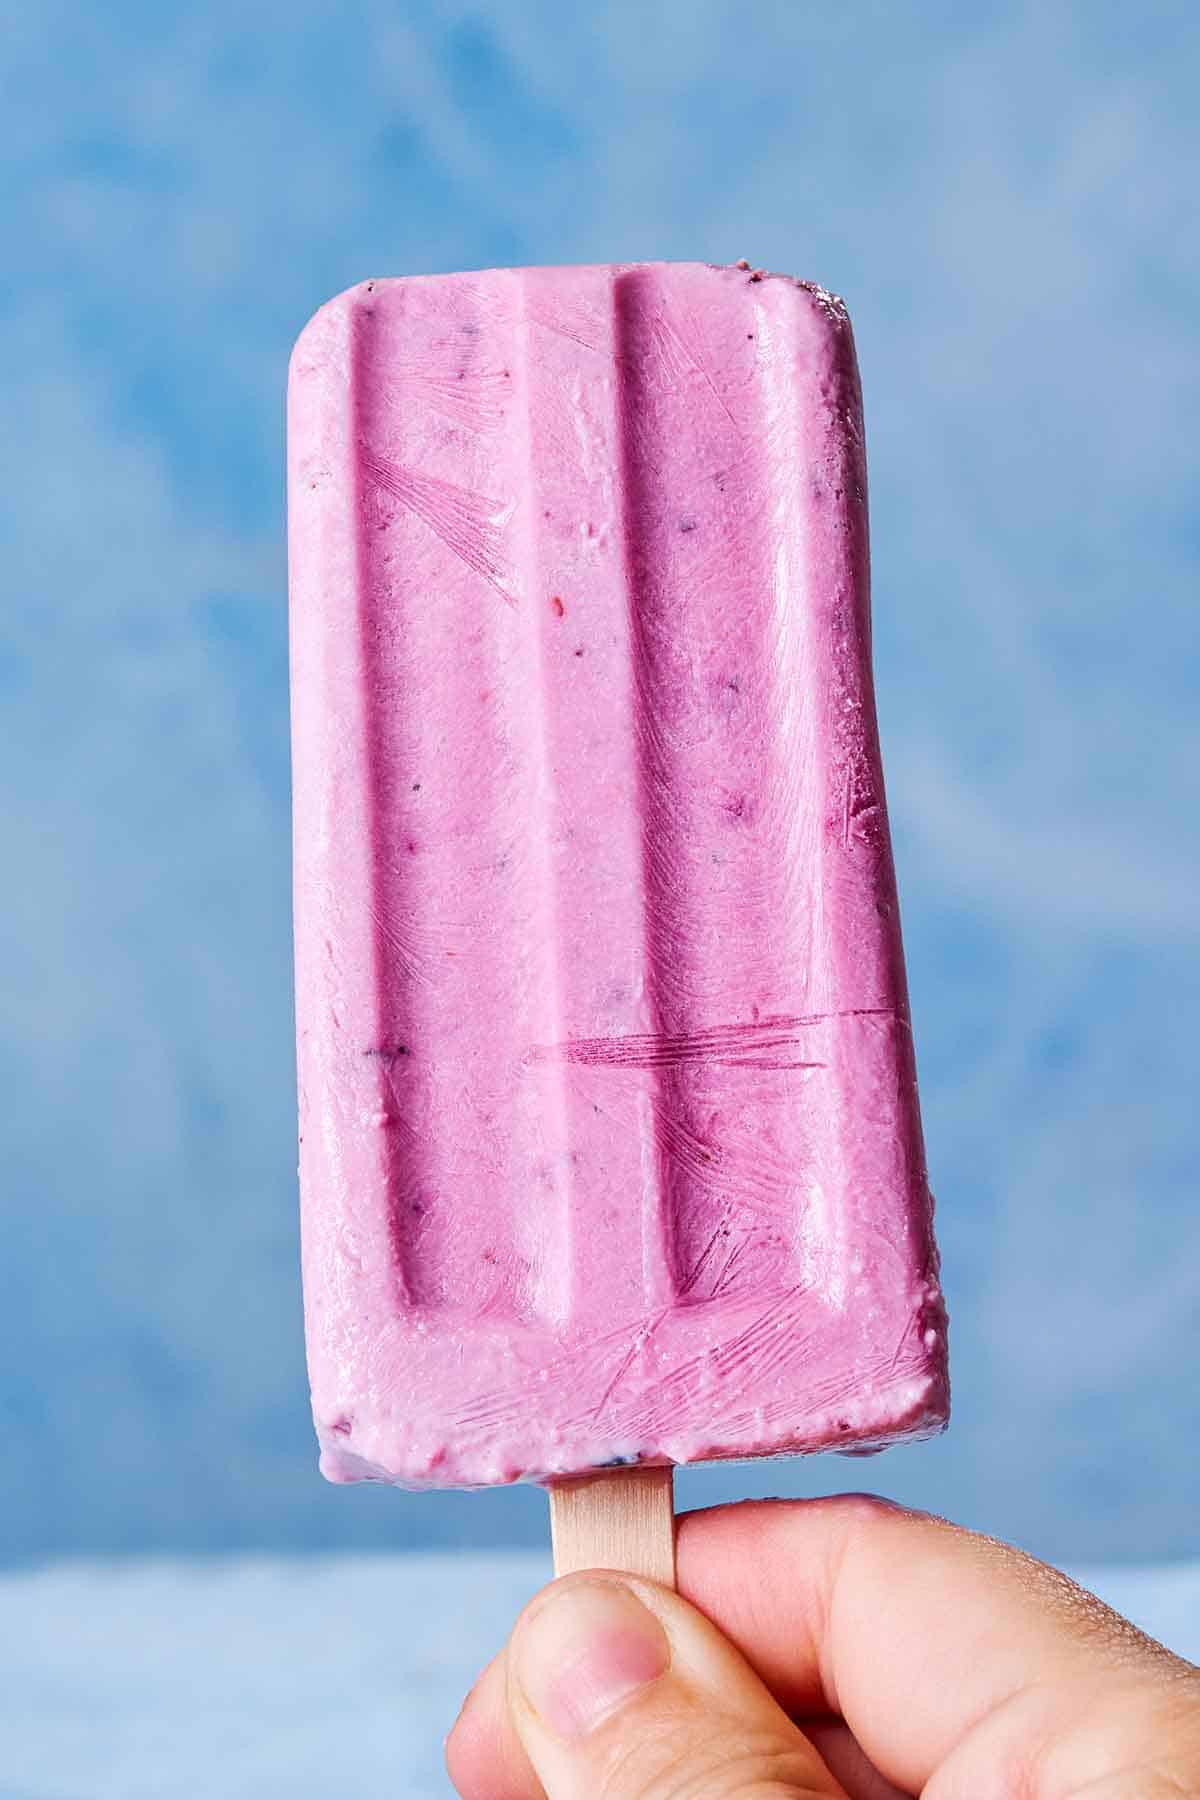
xmin=288 ymin=259 xmax=854 ymax=382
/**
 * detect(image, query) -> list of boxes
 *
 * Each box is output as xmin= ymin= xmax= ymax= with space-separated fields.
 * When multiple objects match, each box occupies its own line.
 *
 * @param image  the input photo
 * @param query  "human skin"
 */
xmin=447 ymin=1496 xmax=1200 ymax=1799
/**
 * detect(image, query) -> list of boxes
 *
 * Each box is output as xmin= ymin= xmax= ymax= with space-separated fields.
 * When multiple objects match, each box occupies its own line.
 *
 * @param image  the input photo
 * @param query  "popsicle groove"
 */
xmin=612 ymin=266 xmax=687 ymax=1312
xmin=517 ymin=263 xmax=679 ymax=1326
xmin=507 ymin=268 xmax=573 ymax=1326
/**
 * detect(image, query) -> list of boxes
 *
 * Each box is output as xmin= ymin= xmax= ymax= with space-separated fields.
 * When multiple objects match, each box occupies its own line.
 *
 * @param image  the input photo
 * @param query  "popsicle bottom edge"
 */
xmin=314 ymin=1369 xmax=950 ymax=1493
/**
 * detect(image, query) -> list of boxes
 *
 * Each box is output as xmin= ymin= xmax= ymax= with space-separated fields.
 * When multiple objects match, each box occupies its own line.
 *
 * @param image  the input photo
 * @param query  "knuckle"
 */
xmin=1024 ymin=1676 xmax=1200 ymax=1800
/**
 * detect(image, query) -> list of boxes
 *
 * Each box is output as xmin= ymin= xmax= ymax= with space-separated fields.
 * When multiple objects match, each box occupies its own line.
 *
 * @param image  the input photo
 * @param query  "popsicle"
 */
xmin=288 ymin=261 xmax=947 ymax=1564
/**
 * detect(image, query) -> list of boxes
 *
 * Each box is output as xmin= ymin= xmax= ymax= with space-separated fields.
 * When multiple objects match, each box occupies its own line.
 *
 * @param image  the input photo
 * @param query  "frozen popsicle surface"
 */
xmin=288 ymin=261 xmax=947 ymax=1489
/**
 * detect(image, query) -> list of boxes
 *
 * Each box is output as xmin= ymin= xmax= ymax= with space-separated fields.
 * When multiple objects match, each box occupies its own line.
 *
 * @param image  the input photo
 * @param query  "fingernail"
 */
xmin=513 ymin=1580 xmax=670 ymax=1739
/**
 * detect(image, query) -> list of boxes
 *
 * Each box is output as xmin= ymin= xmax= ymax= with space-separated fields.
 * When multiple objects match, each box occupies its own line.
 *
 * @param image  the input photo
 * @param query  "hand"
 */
xmin=447 ymin=1495 xmax=1200 ymax=1799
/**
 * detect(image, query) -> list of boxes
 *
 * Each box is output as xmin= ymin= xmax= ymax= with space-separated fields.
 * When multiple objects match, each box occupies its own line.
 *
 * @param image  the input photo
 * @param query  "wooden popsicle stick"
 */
xmin=548 ymin=1464 xmax=676 ymax=1588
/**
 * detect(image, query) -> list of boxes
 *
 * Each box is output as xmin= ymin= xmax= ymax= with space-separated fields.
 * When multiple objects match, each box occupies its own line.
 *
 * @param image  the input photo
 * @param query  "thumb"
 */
xmin=505 ymin=1571 xmax=847 ymax=1800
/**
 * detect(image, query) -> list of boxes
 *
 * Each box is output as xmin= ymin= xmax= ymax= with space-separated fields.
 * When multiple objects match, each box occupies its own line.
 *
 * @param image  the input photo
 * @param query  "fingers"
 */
xmin=800 ymin=1722 xmax=910 ymax=1800
xmin=456 ymin=1569 xmax=848 ymax=1800
xmin=447 ymin=1495 xmax=1196 ymax=1800
xmin=675 ymin=1496 xmax=1194 ymax=1796
xmin=448 ymin=1687 xmax=903 ymax=1800
xmin=447 ymin=1649 xmax=543 ymax=1800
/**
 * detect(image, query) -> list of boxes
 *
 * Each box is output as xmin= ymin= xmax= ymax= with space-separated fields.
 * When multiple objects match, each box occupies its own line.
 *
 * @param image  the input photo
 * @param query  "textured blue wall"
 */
xmin=2 ymin=0 xmax=1196 ymax=1562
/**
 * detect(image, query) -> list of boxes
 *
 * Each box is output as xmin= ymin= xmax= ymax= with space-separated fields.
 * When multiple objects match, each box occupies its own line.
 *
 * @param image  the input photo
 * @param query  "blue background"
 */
xmin=2 ymin=0 xmax=1196 ymax=1565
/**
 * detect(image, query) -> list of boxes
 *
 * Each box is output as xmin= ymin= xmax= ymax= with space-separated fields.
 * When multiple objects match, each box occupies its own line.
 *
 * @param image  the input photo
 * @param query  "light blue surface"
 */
xmin=2 ymin=1554 xmax=1197 ymax=1799
xmin=1 ymin=2 xmax=1197 ymax=1561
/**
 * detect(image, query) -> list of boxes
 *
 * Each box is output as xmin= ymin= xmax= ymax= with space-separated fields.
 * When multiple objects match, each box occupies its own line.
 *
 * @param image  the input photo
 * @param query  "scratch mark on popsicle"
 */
xmin=523 ymin=294 xmax=610 ymax=356
xmin=368 ymin=900 xmax=437 ymax=986
xmin=557 ymin=1032 xmax=822 ymax=1072
xmin=676 ymin=1219 xmax=768 ymax=1302
xmin=444 ymin=1282 xmax=945 ymax=1463
xmin=677 ymin=1223 xmax=731 ymax=1297
xmin=359 ymin=446 xmax=516 ymax=602
xmin=589 ymin=1305 xmax=671 ymax=1423
xmin=650 ymin=305 xmax=738 ymax=430
xmin=383 ymin=365 xmax=512 ymax=432
xmin=620 ymin=1290 xmax=807 ymax=1440
xmin=528 ymin=1009 xmax=894 ymax=1072
xmin=650 ymin=1105 xmax=723 ymax=1184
